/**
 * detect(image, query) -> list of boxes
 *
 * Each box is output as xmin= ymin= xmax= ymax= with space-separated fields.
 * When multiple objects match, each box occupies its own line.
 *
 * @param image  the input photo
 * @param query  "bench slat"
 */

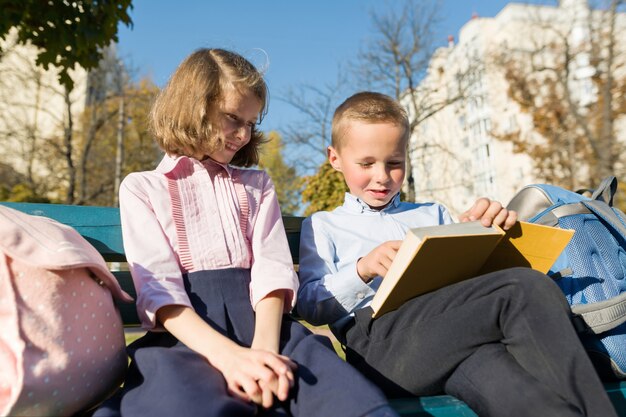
xmin=1 ymin=202 xmax=126 ymax=262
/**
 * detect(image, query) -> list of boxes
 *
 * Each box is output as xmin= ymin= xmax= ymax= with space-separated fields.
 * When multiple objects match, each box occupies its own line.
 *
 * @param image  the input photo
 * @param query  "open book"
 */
xmin=370 ymin=221 xmax=574 ymax=318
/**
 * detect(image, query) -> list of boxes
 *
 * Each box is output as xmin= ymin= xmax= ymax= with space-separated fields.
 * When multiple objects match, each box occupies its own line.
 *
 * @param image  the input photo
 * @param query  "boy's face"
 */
xmin=328 ymin=120 xmax=406 ymax=209
xmin=208 ymin=87 xmax=261 ymax=164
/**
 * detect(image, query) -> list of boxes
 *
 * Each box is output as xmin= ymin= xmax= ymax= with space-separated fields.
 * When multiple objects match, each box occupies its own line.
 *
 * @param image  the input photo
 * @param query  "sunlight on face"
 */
xmin=208 ymin=87 xmax=261 ymax=164
xmin=329 ymin=120 xmax=406 ymax=209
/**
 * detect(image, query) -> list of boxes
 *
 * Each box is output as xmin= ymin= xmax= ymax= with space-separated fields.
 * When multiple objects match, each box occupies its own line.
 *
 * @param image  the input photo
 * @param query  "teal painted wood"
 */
xmin=2 ymin=201 xmax=626 ymax=416
xmin=390 ymin=395 xmax=476 ymax=416
xmin=607 ymin=382 xmax=626 ymax=415
xmin=0 ymin=202 xmax=125 ymax=262
xmin=0 ymin=202 xmax=305 ymax=264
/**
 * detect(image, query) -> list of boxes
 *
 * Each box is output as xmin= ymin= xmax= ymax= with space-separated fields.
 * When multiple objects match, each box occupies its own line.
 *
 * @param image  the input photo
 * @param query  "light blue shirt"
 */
xmin=297 ymin=193 xmax=453 ymax=333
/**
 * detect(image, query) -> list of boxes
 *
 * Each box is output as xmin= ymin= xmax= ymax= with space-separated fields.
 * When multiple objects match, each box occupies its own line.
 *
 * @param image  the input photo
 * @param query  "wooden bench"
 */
xmin=2 ymin=201 xmax=626 ymax=417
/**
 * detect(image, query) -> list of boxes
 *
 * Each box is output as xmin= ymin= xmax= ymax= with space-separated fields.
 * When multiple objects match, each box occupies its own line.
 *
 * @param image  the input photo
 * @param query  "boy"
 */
xmin=297 ymin=91 xmax=616 ymax=417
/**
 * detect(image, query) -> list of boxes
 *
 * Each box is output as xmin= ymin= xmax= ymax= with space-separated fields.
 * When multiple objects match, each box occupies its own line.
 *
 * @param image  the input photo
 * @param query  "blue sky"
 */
xmin=117 ymin=0 xmax=542 ymax=134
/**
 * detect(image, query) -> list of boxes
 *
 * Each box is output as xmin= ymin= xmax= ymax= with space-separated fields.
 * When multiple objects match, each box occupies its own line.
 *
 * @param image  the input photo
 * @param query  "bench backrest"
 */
xmin=0 ymin=202 xmax=304 ymax=327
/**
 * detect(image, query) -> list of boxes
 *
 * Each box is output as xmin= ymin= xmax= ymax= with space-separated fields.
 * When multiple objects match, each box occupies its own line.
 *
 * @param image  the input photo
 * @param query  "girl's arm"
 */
xmin=157 ymin=304 xmax=296 ymax=408
xmin=252 ymin=289 xmax=286 ymax=352
xmin=251 ymin=289 xmax=296 ymax=406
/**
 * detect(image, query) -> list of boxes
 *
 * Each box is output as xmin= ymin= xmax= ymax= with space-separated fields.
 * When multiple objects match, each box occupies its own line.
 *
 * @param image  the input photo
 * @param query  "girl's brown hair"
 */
xmin=149 ymin=48 xmax=268 ymax=167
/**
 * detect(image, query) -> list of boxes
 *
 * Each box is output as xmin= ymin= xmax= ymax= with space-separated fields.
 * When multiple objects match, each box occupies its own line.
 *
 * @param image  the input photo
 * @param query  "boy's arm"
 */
xmin=297 ymin=216 xmax=375 ymax=326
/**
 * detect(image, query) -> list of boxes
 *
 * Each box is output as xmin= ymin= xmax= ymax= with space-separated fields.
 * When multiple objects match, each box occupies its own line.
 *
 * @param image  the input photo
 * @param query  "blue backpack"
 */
xmin=507 ymin=176 xmax=626 ymax=380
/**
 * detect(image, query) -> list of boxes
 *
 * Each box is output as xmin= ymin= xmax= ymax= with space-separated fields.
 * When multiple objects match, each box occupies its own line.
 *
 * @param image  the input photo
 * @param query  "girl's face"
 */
xmin=208 ymin=87 xmax=262 ymax=164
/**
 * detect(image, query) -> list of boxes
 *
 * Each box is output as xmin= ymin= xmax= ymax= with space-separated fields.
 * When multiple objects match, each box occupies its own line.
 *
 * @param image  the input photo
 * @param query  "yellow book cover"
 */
xmin=370 ymin=221 xmax=574 ymax=318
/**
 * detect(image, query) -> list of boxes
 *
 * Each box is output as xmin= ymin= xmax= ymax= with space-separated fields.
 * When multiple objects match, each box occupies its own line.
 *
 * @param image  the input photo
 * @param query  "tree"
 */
xmin=258 ymin=131 xmax=301 ymax=215
xmin=491 ymin=0 xmax=626 ymax=190
xmin=279 ymin=74 xmax=349 ymax=172
xmin=355 ymin=0 xmax=477 ymax=202
xmin=300 ymin=161 xmax=348 ymax=216
xmin=56 ymin=72 xmax=159 ymax=206
xmin=0 ymin=0 xmax=133 ymax=89
xmin=0 ymin=40 xmax=159 ymax=206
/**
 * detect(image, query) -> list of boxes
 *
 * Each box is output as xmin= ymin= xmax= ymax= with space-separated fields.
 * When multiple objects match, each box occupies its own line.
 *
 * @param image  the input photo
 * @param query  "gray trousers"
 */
xmin=341 ymin=267 xmax=617 ymax=417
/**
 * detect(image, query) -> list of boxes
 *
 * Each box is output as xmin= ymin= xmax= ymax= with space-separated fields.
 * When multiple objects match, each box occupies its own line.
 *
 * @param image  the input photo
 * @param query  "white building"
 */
xmin=408 ymin=0 xmax=625 ymax=216
xmin=0 ymin=29 xmax=88 ymax=186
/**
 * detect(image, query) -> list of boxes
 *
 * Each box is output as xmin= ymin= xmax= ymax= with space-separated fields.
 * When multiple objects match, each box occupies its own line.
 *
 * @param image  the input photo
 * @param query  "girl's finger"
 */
xmin=276 ymin=372 xmax=291 ymax=401
xmin=277 ymin=354 xmax=298 ymax=370
xmin=258 ymin=380 xmax=274 ymax=408
xmin=241 ymin=378 xmax=263 ymax=405
xmin=263 ymin=354 xmax=295 ymax=376
xmin=227 ymin=383 xmax=250 ymax=403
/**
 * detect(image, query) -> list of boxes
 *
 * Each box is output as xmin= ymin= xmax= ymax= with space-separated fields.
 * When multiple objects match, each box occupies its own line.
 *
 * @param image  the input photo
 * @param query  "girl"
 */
xmin=94 ymin=48 xmax=397 ymax=417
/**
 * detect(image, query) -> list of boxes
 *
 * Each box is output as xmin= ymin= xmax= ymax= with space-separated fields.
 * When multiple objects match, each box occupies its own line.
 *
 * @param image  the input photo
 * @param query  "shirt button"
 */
xmin=357 ymin=292 xmax=365 ymax=300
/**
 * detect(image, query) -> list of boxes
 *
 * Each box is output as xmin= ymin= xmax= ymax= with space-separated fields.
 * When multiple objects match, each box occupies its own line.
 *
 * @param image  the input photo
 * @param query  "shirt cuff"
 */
xmin=137 ymin=280 xmax=192 ymax=330
xmin=325 ymin=261 xmax=377 ymax=314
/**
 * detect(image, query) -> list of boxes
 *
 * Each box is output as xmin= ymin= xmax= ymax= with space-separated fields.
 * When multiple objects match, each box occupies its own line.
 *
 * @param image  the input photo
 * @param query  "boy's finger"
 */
xmin=503 ymin=210 xmax=518 ymax=230
xmin=492 ymin=209 xmax=509 ymax=228
xmin=468 ymin=198 xmax=490 ymax=220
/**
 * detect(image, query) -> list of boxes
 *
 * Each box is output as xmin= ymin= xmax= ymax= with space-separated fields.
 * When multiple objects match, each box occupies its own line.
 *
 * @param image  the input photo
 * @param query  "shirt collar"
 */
xmin=343 ymin=192 xmax=401 ymax=213
xmin=155 ymin=154 xmax=233 ymax=177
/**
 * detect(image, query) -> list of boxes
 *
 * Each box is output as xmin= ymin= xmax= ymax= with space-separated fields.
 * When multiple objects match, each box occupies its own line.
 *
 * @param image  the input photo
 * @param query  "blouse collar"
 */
xmin=156 ymin=154 xmax=233 ymax=177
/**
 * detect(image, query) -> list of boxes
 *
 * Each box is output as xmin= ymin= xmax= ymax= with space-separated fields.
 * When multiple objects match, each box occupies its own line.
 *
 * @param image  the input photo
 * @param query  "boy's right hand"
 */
xmin=357 ymin=240 xmax=403 ymax=283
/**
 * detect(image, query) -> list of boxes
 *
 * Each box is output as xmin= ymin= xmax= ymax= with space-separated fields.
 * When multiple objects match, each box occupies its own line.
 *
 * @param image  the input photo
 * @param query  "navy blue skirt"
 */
xmin=94 ymin=268 xmax=387 ymax=417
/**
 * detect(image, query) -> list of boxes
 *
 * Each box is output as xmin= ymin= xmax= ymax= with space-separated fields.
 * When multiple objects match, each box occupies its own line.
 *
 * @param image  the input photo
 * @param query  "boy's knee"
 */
xmin=502 ymin=267 xmax=569 ymax=309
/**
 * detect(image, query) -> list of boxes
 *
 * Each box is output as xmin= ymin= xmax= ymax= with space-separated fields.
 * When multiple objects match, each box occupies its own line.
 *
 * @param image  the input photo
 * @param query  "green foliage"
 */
xmin=76 ymin=76 xmax=160 ymax=206
xmin=1 ymin=183 xmax=51 ymax=203
xmin=0 ymin=0 xmax=133 ymax=88
xmin=301 ymin=160 xmax=348 ymax=216
xmin=258 ymin=132 xmax=300 ymax=215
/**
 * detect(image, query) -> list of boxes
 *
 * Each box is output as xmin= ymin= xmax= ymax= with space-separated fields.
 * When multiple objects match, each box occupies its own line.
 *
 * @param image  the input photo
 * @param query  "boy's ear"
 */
xmin=327 ymin=146 xmax=342 ymax=172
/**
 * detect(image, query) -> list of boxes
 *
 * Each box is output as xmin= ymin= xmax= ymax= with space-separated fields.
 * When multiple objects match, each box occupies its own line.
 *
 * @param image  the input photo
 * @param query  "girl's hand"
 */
xmin=212 ymin=345 xmax=297 ymax=408
xmin=459 ymin=197 xmax=518 ymax=230
xmin=251 ymin=337 xmax=296 ymax=406
xmin=357 ymin=240 xmax=403 ymax=282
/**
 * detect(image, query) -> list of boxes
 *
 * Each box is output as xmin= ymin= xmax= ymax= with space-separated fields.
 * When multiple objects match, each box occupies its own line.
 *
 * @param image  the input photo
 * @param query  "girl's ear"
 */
xmin=327 ymin=146 xmax=342 ymax=172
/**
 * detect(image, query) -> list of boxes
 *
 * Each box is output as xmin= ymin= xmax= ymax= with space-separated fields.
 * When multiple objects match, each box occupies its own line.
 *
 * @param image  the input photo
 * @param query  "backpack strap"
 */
xmin=535 ymin=203 xmax=592 ymax=227
xmin=581 ymin=200 xmax=626 ymax=241
xmin=590 ymin=176 xmax=617 ymax=206
xmin=571 ymin=292 xmax=626 ymax=334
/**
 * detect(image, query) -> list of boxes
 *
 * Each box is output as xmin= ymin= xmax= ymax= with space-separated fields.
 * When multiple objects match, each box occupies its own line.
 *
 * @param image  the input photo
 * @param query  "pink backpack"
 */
xmin=0 ymin=205 xmax=133 ymax=417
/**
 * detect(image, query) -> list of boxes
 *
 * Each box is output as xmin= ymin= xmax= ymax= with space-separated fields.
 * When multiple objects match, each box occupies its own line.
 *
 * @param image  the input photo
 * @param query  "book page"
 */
xmin=479 ymin=221 xmax=574 ymax=275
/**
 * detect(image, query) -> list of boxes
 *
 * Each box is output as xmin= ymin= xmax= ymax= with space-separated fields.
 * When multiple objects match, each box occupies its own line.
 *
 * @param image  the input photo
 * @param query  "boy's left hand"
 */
xmin=459 ymin=197 xmax=517 ymax=230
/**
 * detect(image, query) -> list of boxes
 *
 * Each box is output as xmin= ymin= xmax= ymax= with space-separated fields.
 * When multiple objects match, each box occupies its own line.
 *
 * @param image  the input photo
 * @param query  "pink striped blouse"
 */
xmin=119 ymin=154 xmax=298 ymax=330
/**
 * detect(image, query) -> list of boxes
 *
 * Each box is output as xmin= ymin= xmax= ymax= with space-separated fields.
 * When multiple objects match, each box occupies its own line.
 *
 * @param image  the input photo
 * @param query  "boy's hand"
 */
xmin=459 ymin=197 xmax=517 ymax=230
xmin=357 ymin=240 xmax=403 ymax=282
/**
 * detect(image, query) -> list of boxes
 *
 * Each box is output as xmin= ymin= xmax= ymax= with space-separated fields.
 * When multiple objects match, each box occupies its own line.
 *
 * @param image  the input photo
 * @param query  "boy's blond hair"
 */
xmin=149 ymin=48 xmax=268 ymax=167
xmin=331 ymin=91 xmax=410 ymax=150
